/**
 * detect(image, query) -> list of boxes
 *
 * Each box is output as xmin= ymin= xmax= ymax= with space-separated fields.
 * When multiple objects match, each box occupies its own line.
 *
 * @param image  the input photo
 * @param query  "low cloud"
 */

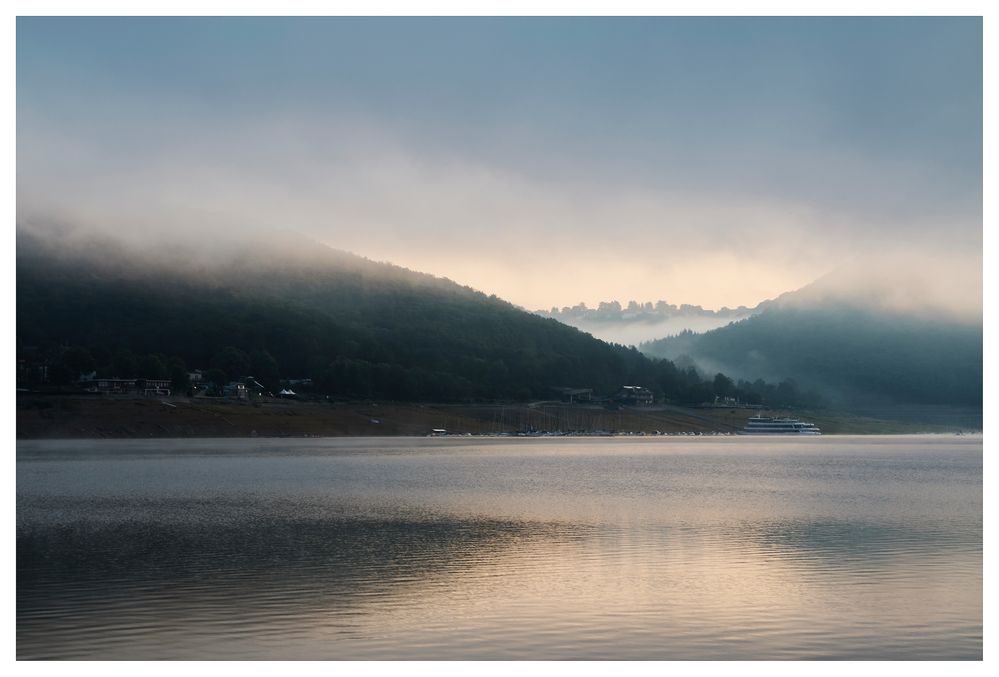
xmin=17 ymin=113 xmax=981 ymax=312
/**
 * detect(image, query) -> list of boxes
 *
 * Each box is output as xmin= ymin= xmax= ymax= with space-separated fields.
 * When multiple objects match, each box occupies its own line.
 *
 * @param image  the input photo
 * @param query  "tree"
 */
xmin=168 ymin=357 xmax=191 ymax=394
xmin=250 ymin=349 xmax=280 ymax=389
xmin=138 ymin=354 xmax=167 ymax=380
xmin=112 ymin=349 xmax=138 ymax=378
xmin=713 ymin=373 xmax=735 ymax=398
xmin=212 ymin=347 xmax=250 ymax=381
xmin=90 ymin=345 xmax=112 ymax=372
xmin=204 ymin=368 xmax=228 ymax=394
xmin=776 ymin=379 xmax=801 ymax=407
xmin=46 ymin=363 xmax=75 ymax=385
xmin=62 ymin=346 xmax=96 ymax=379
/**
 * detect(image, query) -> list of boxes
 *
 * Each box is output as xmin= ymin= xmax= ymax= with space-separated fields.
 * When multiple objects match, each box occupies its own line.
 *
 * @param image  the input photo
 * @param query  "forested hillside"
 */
xmin=17 ymin=227 xmax=739 ymax=404
xmin=642 ymin=301 xmax=982 ymax=408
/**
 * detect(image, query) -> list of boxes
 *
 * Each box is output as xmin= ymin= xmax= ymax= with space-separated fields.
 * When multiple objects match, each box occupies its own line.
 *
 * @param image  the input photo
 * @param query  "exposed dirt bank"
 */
xmin=16 ymin=394 xmax=971 ymax=439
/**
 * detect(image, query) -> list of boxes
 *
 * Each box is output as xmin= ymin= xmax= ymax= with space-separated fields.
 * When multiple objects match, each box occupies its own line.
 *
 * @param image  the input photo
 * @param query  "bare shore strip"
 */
xmin=16 ymin=394 xmax=975 ymax=439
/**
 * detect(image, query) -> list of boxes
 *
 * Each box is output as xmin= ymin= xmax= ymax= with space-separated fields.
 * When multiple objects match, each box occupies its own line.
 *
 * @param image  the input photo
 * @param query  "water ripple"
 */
xmin=17 ymin=436 xmax=982 ymax=660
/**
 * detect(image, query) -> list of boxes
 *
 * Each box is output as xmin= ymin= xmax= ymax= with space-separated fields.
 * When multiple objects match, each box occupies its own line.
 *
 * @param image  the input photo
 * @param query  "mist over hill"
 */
xmin=17 ymin=224 xmax=745 ymax=405
xmin=535 ymin=301 xmax=760 ymax=346
xmin=19 ymin=221 xmax=980 ymax=415
xmin=641 ymin=259 xmax=983 ymax=410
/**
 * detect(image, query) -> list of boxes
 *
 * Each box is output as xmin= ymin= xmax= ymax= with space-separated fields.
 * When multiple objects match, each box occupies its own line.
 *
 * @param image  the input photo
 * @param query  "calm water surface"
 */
xmin=17 ymin=435 xmax=982 ymax=660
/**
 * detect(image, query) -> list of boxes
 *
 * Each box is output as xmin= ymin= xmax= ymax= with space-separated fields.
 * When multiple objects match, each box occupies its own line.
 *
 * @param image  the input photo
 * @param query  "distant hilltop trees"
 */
xmin=538 ymin=300 xmax=757 ymax=323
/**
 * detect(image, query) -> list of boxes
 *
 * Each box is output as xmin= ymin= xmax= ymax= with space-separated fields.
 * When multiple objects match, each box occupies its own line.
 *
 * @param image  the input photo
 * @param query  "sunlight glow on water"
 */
xmin=17 ymin=436 xmax=982 ymax=660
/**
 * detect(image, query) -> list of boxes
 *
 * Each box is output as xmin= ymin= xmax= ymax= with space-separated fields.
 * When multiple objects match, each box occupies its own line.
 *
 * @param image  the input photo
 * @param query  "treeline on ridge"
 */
xmin=642 ymin=304 xmax=983 ymax=407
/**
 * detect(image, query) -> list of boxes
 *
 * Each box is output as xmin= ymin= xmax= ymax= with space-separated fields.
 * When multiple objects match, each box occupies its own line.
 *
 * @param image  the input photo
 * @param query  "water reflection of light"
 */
xmin=17 ymin=437 xmax=981 ymax=659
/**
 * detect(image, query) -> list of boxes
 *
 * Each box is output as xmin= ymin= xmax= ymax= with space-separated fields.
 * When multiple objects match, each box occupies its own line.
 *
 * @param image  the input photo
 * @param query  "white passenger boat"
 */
xmin=743 ymin=416 xmax=821 ymax=435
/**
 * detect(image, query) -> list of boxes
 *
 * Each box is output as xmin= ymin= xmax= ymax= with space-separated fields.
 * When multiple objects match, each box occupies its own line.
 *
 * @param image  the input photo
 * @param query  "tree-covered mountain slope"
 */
xmin=641 ymin=265 xmax=983 ymax=408
xmin=17 ymin=226 xmax=715 ymax=402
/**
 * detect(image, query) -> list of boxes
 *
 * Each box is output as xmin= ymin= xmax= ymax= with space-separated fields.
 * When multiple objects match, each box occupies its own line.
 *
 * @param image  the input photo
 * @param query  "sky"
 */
xmin=16 ymin=16 xmax=983 ymax=311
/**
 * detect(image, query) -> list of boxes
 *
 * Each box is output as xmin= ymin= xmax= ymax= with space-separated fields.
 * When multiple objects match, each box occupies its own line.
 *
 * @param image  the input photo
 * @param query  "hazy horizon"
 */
xmin=17 ymin=17 xmax=982 ymax=312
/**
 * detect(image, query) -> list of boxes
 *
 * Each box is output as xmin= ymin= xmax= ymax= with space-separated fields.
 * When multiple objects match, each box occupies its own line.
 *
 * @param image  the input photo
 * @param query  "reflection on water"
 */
xmin=17 ymin=436 xmax=982 ymax=660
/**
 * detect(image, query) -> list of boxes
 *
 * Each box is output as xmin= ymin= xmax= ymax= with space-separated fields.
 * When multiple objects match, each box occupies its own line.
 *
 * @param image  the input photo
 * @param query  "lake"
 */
xmin=16 ymin=435 xmax=982 ymax=660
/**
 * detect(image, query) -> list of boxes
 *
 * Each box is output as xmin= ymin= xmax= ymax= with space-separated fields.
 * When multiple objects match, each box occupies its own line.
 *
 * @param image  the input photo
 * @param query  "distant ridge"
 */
xmin=535 ymin=300 xmax=762 ymax=346
xmin=641 ymin=261 xmax=982 ymax=409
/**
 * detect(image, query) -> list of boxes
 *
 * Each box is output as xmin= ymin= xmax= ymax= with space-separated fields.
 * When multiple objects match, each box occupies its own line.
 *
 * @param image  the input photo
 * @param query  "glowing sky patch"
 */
xmin=16 ymin=17 xmax=982 ymax=310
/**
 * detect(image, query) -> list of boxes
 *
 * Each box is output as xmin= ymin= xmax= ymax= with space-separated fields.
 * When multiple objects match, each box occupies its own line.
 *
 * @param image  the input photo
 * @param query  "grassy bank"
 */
xmin=15 ymin=394 xmax=977 ymax=439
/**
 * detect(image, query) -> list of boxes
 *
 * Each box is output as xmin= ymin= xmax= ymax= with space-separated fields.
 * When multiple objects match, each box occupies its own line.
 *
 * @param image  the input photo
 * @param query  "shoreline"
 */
xmin=16 ymin=393 xmax=981 ymax=439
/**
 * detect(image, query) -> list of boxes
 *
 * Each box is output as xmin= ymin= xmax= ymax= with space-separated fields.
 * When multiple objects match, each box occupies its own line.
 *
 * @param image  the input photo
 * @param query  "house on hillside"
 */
xmin=614 ymin=385 xmax=654 ymax=406
xmin=139 ymin=379 xmax=172 ymax=396
xmin=84 ymin=377 xmax=170 ymax=396
xmin=223 ymin=382 xmax=248 ymax=400
xmin=90 ymin=378 xmax=137 ymax=394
